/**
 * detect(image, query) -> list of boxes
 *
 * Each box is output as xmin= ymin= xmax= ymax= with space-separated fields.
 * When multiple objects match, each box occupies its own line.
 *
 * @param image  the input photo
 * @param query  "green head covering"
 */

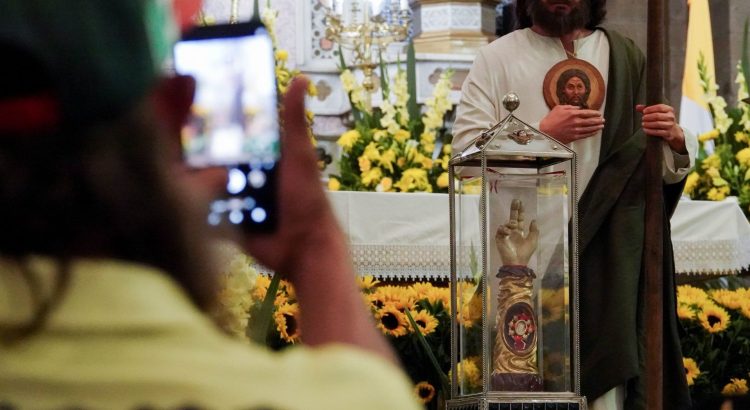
xmin=0 ymin=0 xmax=178 ymax=128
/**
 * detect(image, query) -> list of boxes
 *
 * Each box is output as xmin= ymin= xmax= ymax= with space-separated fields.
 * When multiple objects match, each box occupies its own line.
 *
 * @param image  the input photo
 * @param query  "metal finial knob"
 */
xmin=503 ymin=93 xmax=520 ymax=112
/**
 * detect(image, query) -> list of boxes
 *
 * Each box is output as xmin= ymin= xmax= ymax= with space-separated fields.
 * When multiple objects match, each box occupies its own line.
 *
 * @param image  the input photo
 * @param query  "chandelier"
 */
xmin=322 ymin=0 xmax=412 ymax=96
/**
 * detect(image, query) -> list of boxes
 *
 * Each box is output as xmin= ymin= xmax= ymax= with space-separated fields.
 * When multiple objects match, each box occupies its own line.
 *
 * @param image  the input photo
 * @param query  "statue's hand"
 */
xmin=494 ymin=199 xmax=539 ymax=266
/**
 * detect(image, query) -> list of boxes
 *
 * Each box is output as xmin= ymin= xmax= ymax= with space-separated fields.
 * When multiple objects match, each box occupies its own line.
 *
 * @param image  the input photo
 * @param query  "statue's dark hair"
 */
xmin=514 ymin=0 xmax=607 ymax=30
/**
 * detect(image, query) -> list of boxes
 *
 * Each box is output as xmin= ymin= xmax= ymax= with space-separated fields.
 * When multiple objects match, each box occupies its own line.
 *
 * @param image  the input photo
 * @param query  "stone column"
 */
xmin=410 ymin=0 xmax=499 ymax=55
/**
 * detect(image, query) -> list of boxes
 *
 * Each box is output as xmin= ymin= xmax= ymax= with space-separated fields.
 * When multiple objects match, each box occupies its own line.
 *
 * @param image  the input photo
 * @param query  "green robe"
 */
xmin=577 ymin=29 xmax=691 ymax=409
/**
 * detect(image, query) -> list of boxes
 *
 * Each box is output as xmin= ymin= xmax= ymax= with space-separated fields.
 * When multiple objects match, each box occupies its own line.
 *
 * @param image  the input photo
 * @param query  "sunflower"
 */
xmin=252 ymin=274 xmax=271 ymax=301
xmin=375 ymin=304 xmax=409 ymax=337
xmin=449 ymin=356 xmax=481 ymax=389
xmin=273 ymin=294 xmax=289 ymax=307
xmin=683 ymin=357 xmax=701 ymax=386
xmin=409 ymin=309 xmax=439 ymax=336
xmin=677 ymin=304 xmax=696 ymax=321
xmin=540 ymin=287 xmax=566 ymax=325
xmin=710 ymin=289 xmax=743 ymax=310
xmin=409 ymin=282 xmax=436 ymax=301
xmin=371 ymin=286 xmax=416 ymax=312
xmin=425 ymin=286 xmax=450 ymax=310
xmin=740 ymin=301 xmax=750 ymax=320
xmin=274 ymin=303 xmax=301 ymax=343
xmin=357 ymin=275 xmax=380 ymax=292
xmin=279 ymin=279 xmax=296 ymax=300
xmin=721 ymin=378 xmax=749 ymax=396
xmin=413 ymin=381 xmax=436 ymax=404
xmin=698 ymin=303 xmax=731 ymax=333
xmin=677 ymin=285 xmax=710 ymax=308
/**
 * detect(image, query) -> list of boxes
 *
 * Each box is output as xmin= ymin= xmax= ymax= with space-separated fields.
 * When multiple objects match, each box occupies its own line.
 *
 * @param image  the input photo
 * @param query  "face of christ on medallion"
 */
xmin=556 ymin=68 xmax=591 ymax=108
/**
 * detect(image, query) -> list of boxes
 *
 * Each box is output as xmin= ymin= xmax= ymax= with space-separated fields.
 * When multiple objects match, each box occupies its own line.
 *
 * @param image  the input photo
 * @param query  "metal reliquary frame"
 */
xmin=447 ymin=94 xmax=586 ymax=409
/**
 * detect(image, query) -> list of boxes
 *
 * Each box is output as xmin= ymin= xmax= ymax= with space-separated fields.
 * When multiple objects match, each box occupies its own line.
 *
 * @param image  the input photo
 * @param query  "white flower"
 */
xmin=213 ymin=241 xmax=258 ymax=340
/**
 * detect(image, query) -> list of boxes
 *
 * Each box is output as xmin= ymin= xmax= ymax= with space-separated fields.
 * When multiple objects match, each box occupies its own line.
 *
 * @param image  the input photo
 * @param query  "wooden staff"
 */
xmin=645 ymin=0 xmax=665 ymax=408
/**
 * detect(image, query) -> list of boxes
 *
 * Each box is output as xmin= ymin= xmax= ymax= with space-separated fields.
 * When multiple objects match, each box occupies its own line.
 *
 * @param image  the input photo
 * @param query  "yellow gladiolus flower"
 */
xmin=358 ymin=156 xmax=372 ymax=172
xmin=702 ymin=154 xmax=721 ymax=170
xmin=395 ymin=168 xmax=431 ymax=192
xmin=420 ymin=131 xmax=436 ymax=144
xmin=394 ymin=129 xmax=410 ymax=143
xmin=306 ymin=81 xmax=318 ymax=97
xmin=683 ymin=357 xmax=701 ymax=386
xmin=363 ymin=142 xmax=381 ymax=161
xmin=373 ymin=129 xmax=387 ymax=141
xmin=275 ymin=49 xmax=288 ymax=61
xmin=698 ymin=302 xmax=730 ymax=333
xmin=707 ymin=185 xmax=730 ymax=201
xmin=698 ymin=129 xmax=720 ymax=143
xmin=327 ymin=177 xmax=341 ymax=191
xmin=337 ymin=129 xmax=360 ymax=151
xmin=361 ymin=167 xmax=383 ymax=187
xmin=722 ymin=378 xmax=749 ymax=396
xmin=379 ymin=149 xmax=396 ymax=173
xmin=340 ymin=69 xmax=357 ymax=93
xmin=376 ymin=177 xmax=393 ymax=192
xmin=683 ymin=172 xmax=700 ymax=195
xmin=737 ymin=147 xmax=750 ymax=167
xmin=735 ymin=131 xmax=749 ymax=143
xmin=437 ymin=172 xmax=450 ymax=188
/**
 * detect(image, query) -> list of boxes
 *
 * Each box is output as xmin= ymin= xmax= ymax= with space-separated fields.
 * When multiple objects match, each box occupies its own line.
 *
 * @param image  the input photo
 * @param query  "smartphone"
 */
xmin=174 ymin=20 xmax=279 ymax=232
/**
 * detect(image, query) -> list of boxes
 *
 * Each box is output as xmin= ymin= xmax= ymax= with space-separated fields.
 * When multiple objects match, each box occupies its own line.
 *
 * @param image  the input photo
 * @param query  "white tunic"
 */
xmin=452 ymin=28 xmax=696 ymax=199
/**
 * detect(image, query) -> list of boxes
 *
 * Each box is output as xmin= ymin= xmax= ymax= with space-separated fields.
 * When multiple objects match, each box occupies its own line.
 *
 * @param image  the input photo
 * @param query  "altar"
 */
xmin=325 ymin=191 xmax=750 ymax=280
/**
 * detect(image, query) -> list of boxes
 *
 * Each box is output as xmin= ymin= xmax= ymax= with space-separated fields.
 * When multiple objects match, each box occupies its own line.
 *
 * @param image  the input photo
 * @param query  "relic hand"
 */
xmin=636 ymin=104 xmax=687 ymax=154
xmin=539 ymin=104 xmax=605 ymax=144
xmin=494 ymin=199 xmax=539 ymax=266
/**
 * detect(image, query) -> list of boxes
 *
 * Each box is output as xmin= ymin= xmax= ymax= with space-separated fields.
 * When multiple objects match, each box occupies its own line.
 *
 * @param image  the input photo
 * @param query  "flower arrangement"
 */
xmin=214 ymin=242 xmax=481 ymax=409
xmin=683 ymin=49 xmax=750 ymax=217
xmin=676 ymin=283 xmax=750 ymax=405
xmin=327 ymin=44 xmax=455 ymax=193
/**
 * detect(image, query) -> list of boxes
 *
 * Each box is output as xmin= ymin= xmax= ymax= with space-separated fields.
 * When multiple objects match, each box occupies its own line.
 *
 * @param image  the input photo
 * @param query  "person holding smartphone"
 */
xmin=0 ymin=1 xmax=420 ymax=409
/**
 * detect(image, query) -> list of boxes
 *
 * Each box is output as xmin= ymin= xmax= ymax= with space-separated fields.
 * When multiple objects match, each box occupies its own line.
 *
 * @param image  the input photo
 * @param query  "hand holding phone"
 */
xmin=173 ymin=20 xmax=279 ymax=232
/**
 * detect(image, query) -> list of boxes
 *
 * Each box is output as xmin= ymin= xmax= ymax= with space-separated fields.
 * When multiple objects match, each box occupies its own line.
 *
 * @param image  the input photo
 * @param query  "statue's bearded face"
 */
xmin=528 ymin=0 xmax=590 ymax=36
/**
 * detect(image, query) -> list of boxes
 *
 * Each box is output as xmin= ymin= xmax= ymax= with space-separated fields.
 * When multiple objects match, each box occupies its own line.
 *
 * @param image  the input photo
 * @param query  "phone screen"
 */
xmin=174 ymin=21 xmax=279 ymax=232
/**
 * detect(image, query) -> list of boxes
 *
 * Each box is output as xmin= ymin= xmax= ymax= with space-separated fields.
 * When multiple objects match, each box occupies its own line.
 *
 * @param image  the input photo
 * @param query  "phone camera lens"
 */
xmin=251 ymin=207 xmax=267 ymax=223
xmin=227 ymin=168 xmax=248 ymax=194
xmin=248 ymin=169 xmax=266 ymax=188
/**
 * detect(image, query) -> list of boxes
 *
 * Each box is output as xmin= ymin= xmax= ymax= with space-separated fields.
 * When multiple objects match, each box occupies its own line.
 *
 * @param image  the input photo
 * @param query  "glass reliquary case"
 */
xmin=447 ymin=94 xmax=586 ymax=410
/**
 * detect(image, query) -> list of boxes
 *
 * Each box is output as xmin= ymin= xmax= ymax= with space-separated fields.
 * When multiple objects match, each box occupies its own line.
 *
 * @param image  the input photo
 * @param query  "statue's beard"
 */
xmin=528 ymin=0 xmax=590 ymax=37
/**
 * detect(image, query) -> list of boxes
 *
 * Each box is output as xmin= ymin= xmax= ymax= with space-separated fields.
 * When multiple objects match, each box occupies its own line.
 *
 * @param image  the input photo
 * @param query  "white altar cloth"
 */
xmin=671 ymin=196 xmax=750 ymax=276
xmin=327 ymin=191 xmax=750 ymax=280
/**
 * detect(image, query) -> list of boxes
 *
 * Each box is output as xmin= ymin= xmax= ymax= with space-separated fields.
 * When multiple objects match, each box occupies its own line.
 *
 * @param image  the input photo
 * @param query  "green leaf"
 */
xmin=405 ymin=309 xmax=450 ymax=395
xmin=406 ymin=40 xmax=420 ymax=124
xmin=248 ymin=272 xmax=282 ymax=344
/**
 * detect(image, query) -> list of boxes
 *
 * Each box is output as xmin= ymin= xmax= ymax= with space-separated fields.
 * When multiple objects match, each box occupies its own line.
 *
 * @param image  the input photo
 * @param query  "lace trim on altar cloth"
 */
xmin=673 ymin=239 xmax=750 ymax=275
xmin=252 ymin=239 xmax=750 ymax=279
xmin=252 ymin=244 xmax=475 ymax=281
